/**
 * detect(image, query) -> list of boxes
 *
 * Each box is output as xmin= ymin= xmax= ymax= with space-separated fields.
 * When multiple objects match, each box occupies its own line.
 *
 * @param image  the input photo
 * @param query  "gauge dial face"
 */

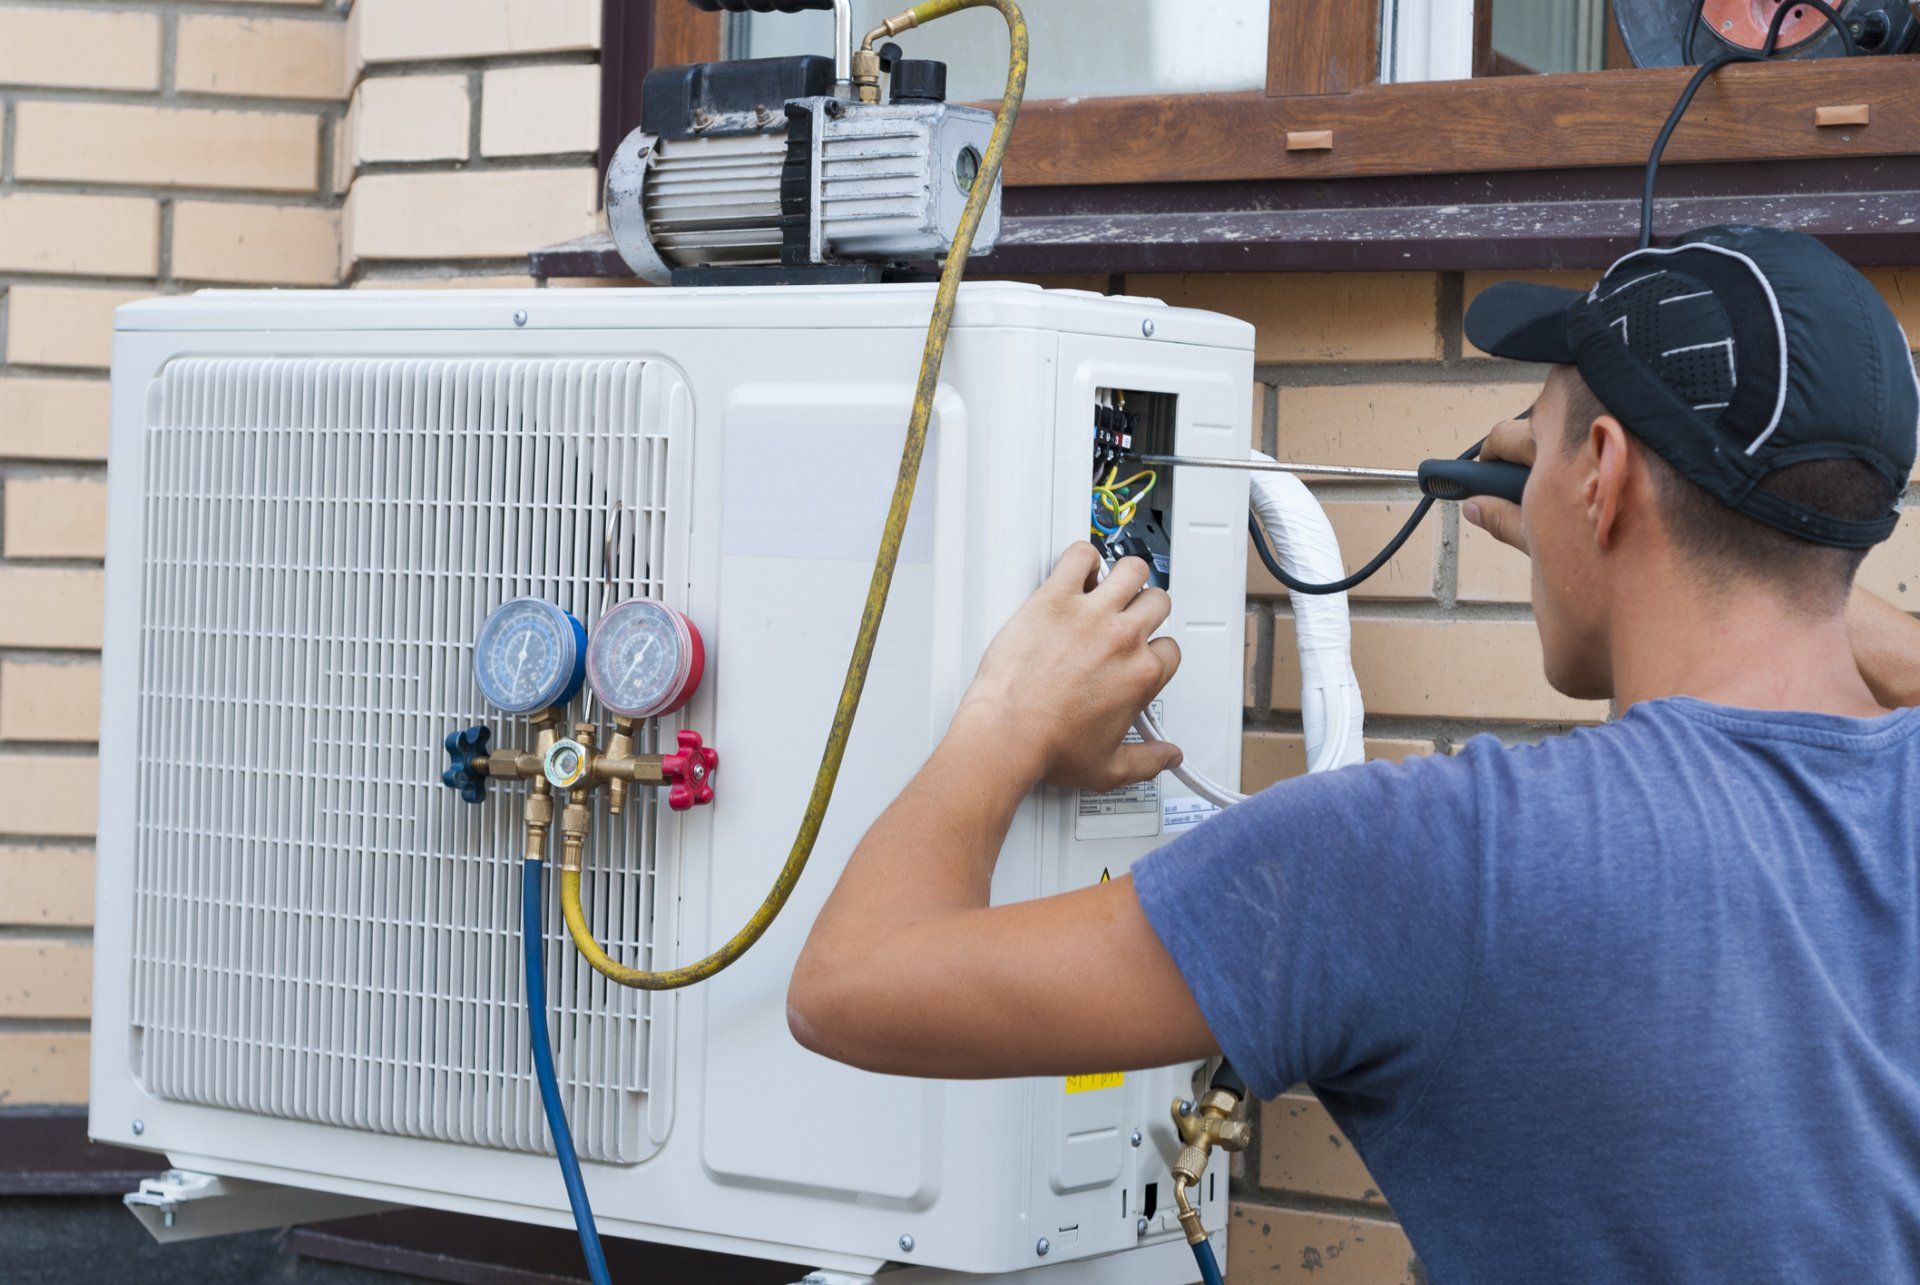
xmin=586 ymin=598 xmax=703 ymax=719
xmin=473 ymin=597 xmax=584 ymax=715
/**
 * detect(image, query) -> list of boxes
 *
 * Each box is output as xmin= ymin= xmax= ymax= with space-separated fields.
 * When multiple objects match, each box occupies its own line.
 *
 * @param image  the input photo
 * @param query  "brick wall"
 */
xmin=1152 ymin=266 xmax=1920 ymax=1282
xmin=338 ymin=0 xmax=602 ymax=286
xmin=0 ymin=0 xmax=347 ymax=1108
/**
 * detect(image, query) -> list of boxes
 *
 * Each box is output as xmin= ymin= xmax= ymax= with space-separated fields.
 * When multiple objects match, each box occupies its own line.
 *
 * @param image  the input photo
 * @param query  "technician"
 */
xmin=788 ymin=225 xmax=1920 ymax=1281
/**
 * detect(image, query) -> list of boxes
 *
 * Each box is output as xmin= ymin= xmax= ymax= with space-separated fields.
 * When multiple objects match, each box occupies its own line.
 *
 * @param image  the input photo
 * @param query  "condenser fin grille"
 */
xmin=129 ymin=357 xmax=685 ymax=1164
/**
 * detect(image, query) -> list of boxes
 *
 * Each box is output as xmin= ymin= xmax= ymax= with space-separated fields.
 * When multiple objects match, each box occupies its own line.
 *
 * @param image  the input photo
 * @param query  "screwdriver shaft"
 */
xmin=1131 ymin=454 xmax=1419 ymax=483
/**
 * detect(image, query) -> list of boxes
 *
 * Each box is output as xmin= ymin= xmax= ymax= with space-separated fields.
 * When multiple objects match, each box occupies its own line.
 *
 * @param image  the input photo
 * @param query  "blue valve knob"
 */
xmin=442 ymin=725 xmax=492 ymax=804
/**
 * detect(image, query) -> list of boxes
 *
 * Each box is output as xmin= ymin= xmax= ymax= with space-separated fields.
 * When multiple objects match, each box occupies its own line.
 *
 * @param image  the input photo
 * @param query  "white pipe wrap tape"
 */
xmin=1246 ymin=452 xmax=1368 ymax=775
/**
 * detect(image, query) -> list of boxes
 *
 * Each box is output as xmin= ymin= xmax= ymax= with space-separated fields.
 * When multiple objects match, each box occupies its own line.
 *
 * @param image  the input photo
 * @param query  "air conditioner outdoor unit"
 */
xmin=89 ymin=282 xmax=1254 ymax=1282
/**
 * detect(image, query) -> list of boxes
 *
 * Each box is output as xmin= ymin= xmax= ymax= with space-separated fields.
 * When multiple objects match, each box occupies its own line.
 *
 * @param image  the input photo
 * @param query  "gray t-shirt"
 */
xmin=1134 ymin=697 xmax=1920 ymax=1282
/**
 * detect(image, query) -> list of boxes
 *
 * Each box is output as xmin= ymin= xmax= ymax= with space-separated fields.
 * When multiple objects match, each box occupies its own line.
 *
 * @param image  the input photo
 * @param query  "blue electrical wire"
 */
xmin=1192 ymin=1237 xmax=1226 ymax=1285
xmin=524 ymin=857 xmax=613 ymax=1285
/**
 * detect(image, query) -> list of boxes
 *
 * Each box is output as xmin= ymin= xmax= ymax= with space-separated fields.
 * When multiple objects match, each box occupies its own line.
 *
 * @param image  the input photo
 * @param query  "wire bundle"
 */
xmin=1090 ymin=467 xmax=1158 ymax=539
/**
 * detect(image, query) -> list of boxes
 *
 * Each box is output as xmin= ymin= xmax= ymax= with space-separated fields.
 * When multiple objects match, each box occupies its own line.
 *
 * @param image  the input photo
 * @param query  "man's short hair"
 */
xmin=1559 ymin=372 xmax=1896 ymax=606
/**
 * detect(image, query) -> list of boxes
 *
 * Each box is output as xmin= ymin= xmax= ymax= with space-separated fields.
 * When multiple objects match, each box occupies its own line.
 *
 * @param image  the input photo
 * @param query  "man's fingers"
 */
xmin=1091 ymin=556 xmax=1150 ymax=606
xmin=1146 ymin=635 xmax=1182 ymax=688
xmin=1481 ymin=417 xmax=1536 ymax=467
xmin=1049 ymin=541 xmax=1103 ymax=594
xmin=1101 ymin=739 xmax=1183 ymax=792
xmin=1463 ymin=497 xmax=1528 ymax=554
xmin=1122 ymin=586 xmax=1172 ymax=635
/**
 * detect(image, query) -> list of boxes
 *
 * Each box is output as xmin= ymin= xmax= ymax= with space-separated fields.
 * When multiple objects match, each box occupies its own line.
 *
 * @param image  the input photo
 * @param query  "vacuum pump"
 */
xmin=606 ymin=0 xmax=1003 ymax=284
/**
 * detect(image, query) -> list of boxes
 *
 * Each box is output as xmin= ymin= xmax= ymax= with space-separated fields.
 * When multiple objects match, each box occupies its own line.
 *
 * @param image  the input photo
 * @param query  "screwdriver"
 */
xmin=1130 ymin=454 xmax=1529 ymax=505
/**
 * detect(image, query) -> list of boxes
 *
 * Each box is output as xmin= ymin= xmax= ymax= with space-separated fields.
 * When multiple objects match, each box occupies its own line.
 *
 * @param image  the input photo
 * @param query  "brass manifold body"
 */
xmin=1170 ymin=1085 xmax=1252 ymax=1247
xmin=464 ymin=711 xmax=713 ymax=870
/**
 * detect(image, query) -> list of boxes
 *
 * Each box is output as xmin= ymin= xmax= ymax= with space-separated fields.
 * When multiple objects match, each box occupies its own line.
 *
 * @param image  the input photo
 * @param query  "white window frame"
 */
xmin=1379 ymin=0 xmax=1478 ymax=83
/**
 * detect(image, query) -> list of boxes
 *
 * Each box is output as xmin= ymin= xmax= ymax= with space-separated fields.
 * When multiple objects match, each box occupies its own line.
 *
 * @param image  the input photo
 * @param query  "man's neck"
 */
xmin=1606 ymin=564 xmax=1887 ymax=718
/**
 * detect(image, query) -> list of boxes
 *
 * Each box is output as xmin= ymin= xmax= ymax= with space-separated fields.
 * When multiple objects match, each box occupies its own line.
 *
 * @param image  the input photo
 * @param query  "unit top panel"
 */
xmin=113 ymin=282 xmax=1254 ymax=352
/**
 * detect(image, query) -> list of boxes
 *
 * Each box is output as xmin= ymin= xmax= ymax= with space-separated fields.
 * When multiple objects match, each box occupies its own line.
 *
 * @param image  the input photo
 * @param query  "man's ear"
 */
xmin=1585 ymin=416 xmax=1634 ymax=551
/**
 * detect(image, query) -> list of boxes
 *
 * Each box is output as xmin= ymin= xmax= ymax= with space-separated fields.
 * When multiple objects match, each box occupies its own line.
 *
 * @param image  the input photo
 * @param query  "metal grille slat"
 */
xmin=130 ymin=357 xmax=680 ymax=1164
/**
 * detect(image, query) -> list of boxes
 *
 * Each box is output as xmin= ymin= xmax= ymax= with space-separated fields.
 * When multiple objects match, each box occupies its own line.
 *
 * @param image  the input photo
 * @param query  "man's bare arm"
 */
xmin=1848 ymin=588 xmax=1920 ymax=708
xmin=787 ymin=546 xmax=1219 ymax=1078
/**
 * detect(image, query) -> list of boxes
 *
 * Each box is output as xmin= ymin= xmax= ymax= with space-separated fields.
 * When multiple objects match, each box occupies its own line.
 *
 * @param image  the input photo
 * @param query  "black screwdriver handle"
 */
xmin=688 ymin=0 xmax=836 ymax=11
xmin=1418 ymin=459 xmax=1529 ymax=505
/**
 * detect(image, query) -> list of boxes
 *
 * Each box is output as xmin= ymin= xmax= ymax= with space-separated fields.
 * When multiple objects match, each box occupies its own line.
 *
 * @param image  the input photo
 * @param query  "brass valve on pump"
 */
xmin=1169 ymin=1065 xmax=1252 ymax=1247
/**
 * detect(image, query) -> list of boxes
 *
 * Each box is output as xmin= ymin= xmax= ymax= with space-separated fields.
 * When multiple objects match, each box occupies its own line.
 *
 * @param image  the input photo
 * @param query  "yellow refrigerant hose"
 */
xmin=562 ymin=0 xmax=1029 ymax=991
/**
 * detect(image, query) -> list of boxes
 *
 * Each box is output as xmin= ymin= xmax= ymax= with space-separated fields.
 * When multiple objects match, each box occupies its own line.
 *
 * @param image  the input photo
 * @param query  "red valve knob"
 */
xmin=660 ymin=729 xmax=719 ymax=812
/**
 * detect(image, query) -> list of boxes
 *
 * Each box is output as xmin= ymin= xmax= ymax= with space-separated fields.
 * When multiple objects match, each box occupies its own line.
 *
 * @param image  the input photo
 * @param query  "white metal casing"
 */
xmin=90 ymin=282 xmax=1253 ymax=1279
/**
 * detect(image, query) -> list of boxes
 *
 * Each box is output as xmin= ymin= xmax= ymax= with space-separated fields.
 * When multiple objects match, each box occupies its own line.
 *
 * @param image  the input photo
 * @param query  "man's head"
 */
xmin=1467 ymin=227 xmax=1918 ymax=700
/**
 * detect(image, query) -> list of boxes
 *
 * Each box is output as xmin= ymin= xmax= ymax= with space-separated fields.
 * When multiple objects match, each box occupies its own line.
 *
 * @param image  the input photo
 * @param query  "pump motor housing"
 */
xmin=607 ymin=54 xmax=1003 ymax=283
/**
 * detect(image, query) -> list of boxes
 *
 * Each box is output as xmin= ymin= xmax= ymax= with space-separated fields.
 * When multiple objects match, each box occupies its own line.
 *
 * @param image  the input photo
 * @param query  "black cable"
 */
xmin=1681 ymin=0 xmax=1707 ymax=65
xmin=1250 ymin=440 xmax=1482 ymax=597
xmin=1645 ymin=0 xmax=1857 ymax=248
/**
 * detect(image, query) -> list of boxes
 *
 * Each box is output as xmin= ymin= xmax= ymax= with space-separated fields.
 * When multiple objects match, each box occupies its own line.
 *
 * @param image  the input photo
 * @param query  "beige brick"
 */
xmin=173 ymin=202 xmax=340 ymax=287
xmin=1261 ymin=1090 xmax=1388 ymax=1205
xmin=4 ymin=479 xmax=107 ymax=560
xmin=0 ymin=847 xmax=94 ymax=926
xmin=1252 ymin=383 xmax=1269 ymax=447
xmin=1134 ymin=273 xmax=1441 ymax=364
xmin=481 ymin=64 xmax=599 ymax=158
xmin=1865 ymin=268 xmax=1920 ymax=342
xmin=1463 ymin=270 xmax=1592 ymax=359
xmin=0 ymin=193 xmax=159 ymax=278
xmin=15 ymin=102 xmax=321 ymax=193
xmin=1276 ymin=382 xmax=1540 ymax=470
xmin=5 ymin=287 xmax=150 ymax=371
xmin=1274 ymin=616 xmax=1606 ymax=724
xmin=1457 ymin=517 xmax=1534 ymax=604
xmin=0 ymin=379 xmax=110 ymax=461
xmin=350 ymin=74 xmax=471 ymax=165
xmin=356 ymin=0 xmax=598 ymax=63
xmin=1228 ymin=1201 xmax=1419 ymax=1282
xmin=0 ymin=5 xmax=160 ymax=91
xmin=177 ymin=14 xmax=346 ymax=101
xmin=0 ymin=940 xmax=90 ymax=1018
xmin=0 ymin=1032 xmax=88 ymax=1105
xmin=1245 ymin=613 xmax=1259 ymax=710
xmin=0 ymin=661 xmax=102 ymax=741
xmin=346 ymin=168 xmax=601 ymax=262
xmin=1249 ymin=499 xmax=1435 ymax=602
xmin=1860 ymin=510 xmax=1920 ymax=610
xmin=0 ymin=570 xmax=104 ymax=650
xmin=1242 ymin=731 xmax=1435 ymax=792
xmin=0 ymin=756 xmax=98 ymax=838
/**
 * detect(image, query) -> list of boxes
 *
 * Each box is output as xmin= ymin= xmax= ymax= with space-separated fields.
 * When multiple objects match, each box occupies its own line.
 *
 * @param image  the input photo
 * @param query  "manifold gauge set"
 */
xmin=471 ymin=597 xmax=705 ymax=724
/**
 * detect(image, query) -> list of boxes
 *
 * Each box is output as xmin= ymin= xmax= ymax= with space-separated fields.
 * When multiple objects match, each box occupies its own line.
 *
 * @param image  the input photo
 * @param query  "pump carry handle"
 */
xmin=688 ymin=0 xmax=837 ymax=11
xmin=1417 ymin=459 xmax=1529 ymax=506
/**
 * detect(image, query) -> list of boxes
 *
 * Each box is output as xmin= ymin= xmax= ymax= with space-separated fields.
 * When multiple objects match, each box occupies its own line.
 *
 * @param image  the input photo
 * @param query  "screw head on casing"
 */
xmin=1035 ymin=1236 xmax=1051 ymax=1256
xmin=513 ymin=309 xmax=529 ymax=327
xmin=1142 ymin=319 xmax=1156 ymax=338
xmin=1137 ymin=1216 xmax=1149 ymax=1236
xmin=1130 ymin=1129 xmax=1143 ymax=1147
xmin=898 ymin=1234 xmax=915 ymax=1253
xmin=131 ymin=1120 xmax=145 ymax=1135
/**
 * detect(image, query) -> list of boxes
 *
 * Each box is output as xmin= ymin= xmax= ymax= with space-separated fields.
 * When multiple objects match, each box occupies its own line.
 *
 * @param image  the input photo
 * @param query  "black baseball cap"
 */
xmin=1466 ymin=225 xmax=1918 ymax=549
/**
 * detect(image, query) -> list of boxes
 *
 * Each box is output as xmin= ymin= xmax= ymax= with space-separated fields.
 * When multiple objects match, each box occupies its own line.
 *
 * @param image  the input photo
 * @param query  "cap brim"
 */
xmin=1465 ymin=281 xmax=1582 ymax=363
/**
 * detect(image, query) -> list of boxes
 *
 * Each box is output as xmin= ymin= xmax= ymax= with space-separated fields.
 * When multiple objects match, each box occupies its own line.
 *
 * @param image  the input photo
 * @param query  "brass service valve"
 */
xmin=1169 ymin=1084 xmax=1251 ymax=1247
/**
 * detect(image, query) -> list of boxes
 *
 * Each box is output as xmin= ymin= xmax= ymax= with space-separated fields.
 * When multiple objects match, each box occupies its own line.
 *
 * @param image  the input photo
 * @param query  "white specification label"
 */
xmin=1162 ymin=795 xmax=1220 ymax=834
xmin=1074 ymin=702 xmax=1164 ymax=840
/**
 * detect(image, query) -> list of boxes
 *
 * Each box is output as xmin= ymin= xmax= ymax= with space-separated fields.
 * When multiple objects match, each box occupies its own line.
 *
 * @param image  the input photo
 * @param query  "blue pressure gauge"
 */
xmin=472 ymin=597 xmax=587 ymax=715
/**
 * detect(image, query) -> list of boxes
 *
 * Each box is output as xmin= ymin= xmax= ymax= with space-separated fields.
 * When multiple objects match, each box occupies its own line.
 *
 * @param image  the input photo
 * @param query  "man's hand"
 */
xmin=955 ymin=543 xmax=1182 ymax=793
xmin=1461 ymin=413 xmax=1535 ymax=553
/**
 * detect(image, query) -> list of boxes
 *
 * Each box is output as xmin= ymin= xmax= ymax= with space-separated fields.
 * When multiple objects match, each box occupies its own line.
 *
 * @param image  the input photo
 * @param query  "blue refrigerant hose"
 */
xmin=1193 ymin=1237 xmax=1227 ymax=1285
xmin=524 ymin=857 xmax=614 ymax=1285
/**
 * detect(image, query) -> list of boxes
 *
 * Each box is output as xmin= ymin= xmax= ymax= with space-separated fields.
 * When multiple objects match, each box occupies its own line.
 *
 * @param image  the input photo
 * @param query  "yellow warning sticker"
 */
xmin=1065 ymin=1072 xmax=1124 ymax=1094
xmin=1099 ymin=868 xmax=1112 ymax=883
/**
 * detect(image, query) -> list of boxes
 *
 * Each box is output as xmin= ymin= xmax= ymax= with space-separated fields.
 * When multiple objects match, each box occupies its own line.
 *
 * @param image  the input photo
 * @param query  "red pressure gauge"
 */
xmin=585 ymin=599 xmax=705 ymax=719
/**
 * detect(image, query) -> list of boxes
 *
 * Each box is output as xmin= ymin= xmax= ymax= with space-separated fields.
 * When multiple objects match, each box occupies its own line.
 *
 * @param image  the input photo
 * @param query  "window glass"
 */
xmin=734 ymin=0 xmax=1271 ymax=102
xmin=1489 ymin=0 xmax=1609 ymax=74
